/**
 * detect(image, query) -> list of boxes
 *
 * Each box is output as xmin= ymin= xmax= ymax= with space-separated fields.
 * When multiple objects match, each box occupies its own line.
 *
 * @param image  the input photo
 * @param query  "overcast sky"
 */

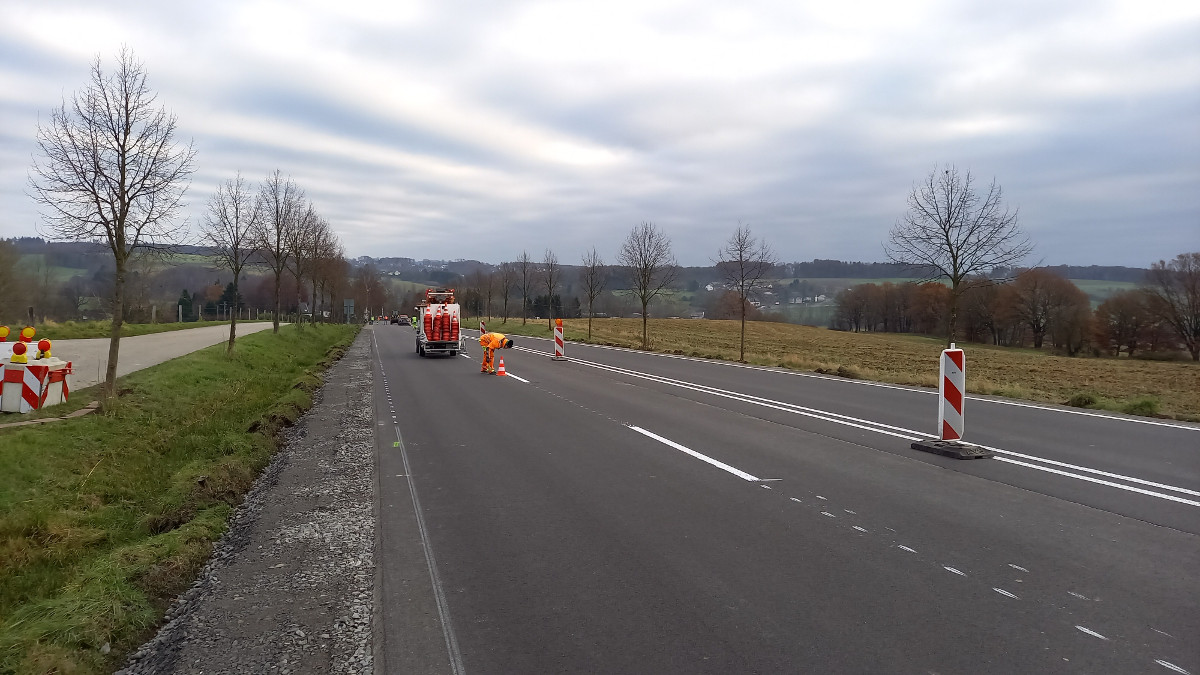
xmin=2 ymin=0 xmax=1197 ymax=267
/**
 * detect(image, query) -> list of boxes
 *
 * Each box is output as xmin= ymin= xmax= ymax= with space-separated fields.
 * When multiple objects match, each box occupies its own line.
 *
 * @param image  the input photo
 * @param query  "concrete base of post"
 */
xmin=910 ymin=440 xmax=994 ymax=460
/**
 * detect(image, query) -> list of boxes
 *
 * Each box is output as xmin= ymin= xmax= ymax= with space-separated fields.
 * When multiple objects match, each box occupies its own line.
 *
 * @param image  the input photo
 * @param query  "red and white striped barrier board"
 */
xmin=479 ymin=320 xmax=486 ymax=334
xmin=552 ymin=319 xmax=566 ymax=360
xmin=1 ymin=360 xmax=72 ymax=413
xmin=939 ymin=344 xmax=965 ymax=440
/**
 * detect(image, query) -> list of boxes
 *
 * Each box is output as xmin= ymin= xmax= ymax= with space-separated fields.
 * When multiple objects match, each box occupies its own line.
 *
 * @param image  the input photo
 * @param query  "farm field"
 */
xmin=497 ymin=317 xmax=1200 ymax=421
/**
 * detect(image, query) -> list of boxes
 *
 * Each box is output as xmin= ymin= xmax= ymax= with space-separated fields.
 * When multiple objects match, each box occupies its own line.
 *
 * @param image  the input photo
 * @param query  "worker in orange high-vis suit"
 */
xmin=479 ymin=332 xmax=514 ymax=373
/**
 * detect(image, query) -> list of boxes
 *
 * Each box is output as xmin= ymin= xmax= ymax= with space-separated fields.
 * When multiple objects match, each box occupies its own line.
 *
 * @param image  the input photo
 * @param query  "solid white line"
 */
xmin=995 ymin=457 xmax=1200 ymax=507
xmin=628 ymin=425 xmax=761 ymax=481
xmin=394 ymin=428 xmax=467 ymax=674
xmin=1156 ymin=659 xmax=1191 ymax=674
xmin=521 ymin=331 xmax=1200 ymax=431
xmin=505 ymin=373 xmax=530 ymax=383
xmin=981 ymin=447 xmax=1200 ymax=497
xmin=512 ymin=332 xmax=1200 ymax=507
xmin=1076 ymin=625 xmax=1109 ymax=640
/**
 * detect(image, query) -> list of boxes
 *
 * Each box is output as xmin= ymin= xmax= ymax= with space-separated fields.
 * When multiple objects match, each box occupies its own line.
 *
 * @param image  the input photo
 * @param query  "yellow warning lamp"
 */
xmin=36 ymin=339 xmax=52 ymax=360
xmin=0 ymin=326 xmax=9 ymax=341
xmin=19 ymin=325 xmax=35 ymax=343
xmin=11 ymin=341 xmax=28 ymax=364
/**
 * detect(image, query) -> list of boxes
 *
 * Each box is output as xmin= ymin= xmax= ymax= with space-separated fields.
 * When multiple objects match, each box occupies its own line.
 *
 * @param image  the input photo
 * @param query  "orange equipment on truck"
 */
xmin=415 ymin=288 xmax=463 ymax=357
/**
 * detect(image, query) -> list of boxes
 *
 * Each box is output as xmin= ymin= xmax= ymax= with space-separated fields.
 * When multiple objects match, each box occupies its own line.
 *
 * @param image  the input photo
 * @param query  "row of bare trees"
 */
xmin=200 ymin=170 xmax=345 ymax=353
xmin=26 ymin=48 xmax=359 ymax=402
xmin=834 ymin=255 xmax=1200 ymax=360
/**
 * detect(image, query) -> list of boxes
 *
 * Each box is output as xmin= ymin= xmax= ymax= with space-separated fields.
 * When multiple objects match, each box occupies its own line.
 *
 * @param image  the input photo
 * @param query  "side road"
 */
xmin=118 ymin=329 xmax=376 ymax=674
xmin=51 ymin=323 xmax=279 ymax=391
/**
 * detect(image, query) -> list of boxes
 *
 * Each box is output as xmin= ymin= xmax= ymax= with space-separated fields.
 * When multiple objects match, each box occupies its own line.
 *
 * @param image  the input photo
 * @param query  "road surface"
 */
xmin=369 ymin=325 xmax=1199 ymax=674
xmin=47 ymin=323 xmax=278 ymax=391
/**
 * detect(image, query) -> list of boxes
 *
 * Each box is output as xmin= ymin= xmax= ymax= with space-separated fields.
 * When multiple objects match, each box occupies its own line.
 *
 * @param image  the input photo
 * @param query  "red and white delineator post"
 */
xmin=938 ymin=343 xmax=965 ymax=441
xmin=552 ymin=318 xmax=566 ymax=361
xmin=479 ymin=320 xmax=486 ymax=334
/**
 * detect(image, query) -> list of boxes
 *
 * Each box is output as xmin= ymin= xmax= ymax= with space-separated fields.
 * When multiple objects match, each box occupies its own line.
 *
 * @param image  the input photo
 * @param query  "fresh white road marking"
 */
xmin=821 ymin=511 xmax=836 ymax=518
xmin=628 ymin=426 xmax=761 ymax=481
xmin=852 ymin=526 xmax=868 ymax=533
xmin=506 ymin=373 xmax=530 ymax=383
xmin=816 ymin=495 xmax=827 ymax=500
xmin=566 ymin=352 xmax=1198 ymax=506
xmin=1156 ymin=659 xmax=1191 ymax=674
xmin=993 ymin=588 xmax=1019 ymax=599
xmin=898 ymin=545 xmax=917 ymax=553
xmin=943 ymin=566 xmax=966 ymax=576
xmin=522 ymin=332 xmax=1200 ymax=431
xmin=995 ymin=457 xmax=1200 ymax=507
xmin=1075 ymin=625 xmax=1109 ymax=640
xmin=1008 ymin=564 xmax=1030 ymax=572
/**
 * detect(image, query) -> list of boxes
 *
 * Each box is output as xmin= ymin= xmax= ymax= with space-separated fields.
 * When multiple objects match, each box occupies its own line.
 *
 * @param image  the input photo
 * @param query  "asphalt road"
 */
xmin=371 ymin=325 xmax=1200 ymax=674
xmin=42 ymin=322 xmax=278 ymax=391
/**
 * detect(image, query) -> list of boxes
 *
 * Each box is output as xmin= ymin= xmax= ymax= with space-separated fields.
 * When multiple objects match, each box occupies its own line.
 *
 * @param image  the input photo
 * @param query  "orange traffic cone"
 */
xmin=496 ymin=355 xmax=506 ymax=376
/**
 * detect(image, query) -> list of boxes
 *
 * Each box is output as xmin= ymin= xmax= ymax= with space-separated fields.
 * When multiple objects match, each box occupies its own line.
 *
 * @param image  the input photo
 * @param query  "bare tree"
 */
xmin=579 ymin=247 xmax=607 ymax=339
xmin=715 ymin=224 xmax=777 ymax=361
xmin=498 ymin=262 xmax=516 ymax=322
xmin=254 ymin=170 xmax=301 ymax=333
xmin=29 ymin=48 xmax=196 ymax=401
xmin=309 ymin=218 xmax=339 ymax=322
xmin=541 ymin=249 xmax=561 ymax=329
xmin=885 ymin=164 xmax=1032 ymax=346
xmin=287 ymin=201 xmax=320 ymax=329
xmin=517 ymin=250 xmax=533 ymax=325
xmin=203 ymin=173 xmax=260 ymax=355
xmin=1144 ymin=252 xmax=1200 ymax=361
xmin=618 ymin=222 xmax=679 ymax=349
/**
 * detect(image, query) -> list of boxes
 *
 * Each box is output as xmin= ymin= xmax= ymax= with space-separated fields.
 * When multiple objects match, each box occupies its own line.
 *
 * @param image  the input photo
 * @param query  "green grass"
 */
xmin=22 ymin=320 xmax=271 ymax=341
xmin=0 ymin=324 xmax=359 ymax=674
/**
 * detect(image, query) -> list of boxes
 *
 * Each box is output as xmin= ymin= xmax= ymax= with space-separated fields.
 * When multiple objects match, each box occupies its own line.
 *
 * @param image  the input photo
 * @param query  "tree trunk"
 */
xmin=641 ymin=302 xmax=649 ymax=349
xmin=104 ymin=259 xmax=126 ymax=405
xmin=739 ymin=302 xmax=746 ymax=362
xmin=946 ymin=286 xmax=960 ymax=347
xmin=273 ymin=272 xmax=281 ymax=334
xmin=587 ymin=300 xmax=593 ymax=339
xmin=227 ymin=280 xmax=238 ymax=356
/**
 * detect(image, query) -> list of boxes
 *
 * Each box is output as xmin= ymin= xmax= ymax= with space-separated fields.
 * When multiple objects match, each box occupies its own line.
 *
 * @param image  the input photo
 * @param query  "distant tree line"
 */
xmin=833 ymin=254 xmax=1200 ymax=361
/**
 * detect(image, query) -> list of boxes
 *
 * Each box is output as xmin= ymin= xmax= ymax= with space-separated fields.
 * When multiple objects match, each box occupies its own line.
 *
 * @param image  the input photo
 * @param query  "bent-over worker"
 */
xmin=479 ymin=332 xmax=514 ymax=373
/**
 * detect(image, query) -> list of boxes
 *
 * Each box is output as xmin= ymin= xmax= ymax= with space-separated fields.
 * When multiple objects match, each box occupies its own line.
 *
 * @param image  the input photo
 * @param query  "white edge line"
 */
xmin=1075 ymin=625 xmax=1109 ymax=640
xmin=574 ymin=350 xmax=1200 ymax=506
xmin=628 ymin=425 xmax=761 ymax=481
xmin=982 ymin=446 xmax=1200 ymax=498
xmin=995 ymin=457 xmax=1200 ymax=507
xmin=1155 ymin=659 xmax=1191 ymax=674
xmin=505 ymin=373 xmax=530 ymax=383
xmin=503 ymin=331 xmax=1200 ymax=431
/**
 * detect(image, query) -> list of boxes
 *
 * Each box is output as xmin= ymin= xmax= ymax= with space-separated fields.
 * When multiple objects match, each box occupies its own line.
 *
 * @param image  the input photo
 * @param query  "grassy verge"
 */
xmin=489 ymin=317 xmax=1200 ymax=421
xmin=14 ymin=320 xmax=273 ymax=341
xmin=0 ymin=324 xmax=359 ymax=674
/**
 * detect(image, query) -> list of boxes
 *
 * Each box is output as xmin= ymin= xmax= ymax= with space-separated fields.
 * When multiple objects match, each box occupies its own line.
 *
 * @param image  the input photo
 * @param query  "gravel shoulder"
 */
xmin=119 ymin=330 xmax=375 ymax=674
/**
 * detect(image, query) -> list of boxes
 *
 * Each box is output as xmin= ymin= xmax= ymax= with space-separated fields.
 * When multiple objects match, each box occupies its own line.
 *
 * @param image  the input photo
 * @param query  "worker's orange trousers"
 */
xmin=481 ymin=348 xmax=494 ymax=372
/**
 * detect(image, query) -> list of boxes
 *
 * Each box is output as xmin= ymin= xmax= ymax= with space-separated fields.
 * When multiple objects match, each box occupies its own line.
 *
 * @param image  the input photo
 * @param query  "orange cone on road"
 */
xmin=496 ymin=355 xmax=506 ymax=376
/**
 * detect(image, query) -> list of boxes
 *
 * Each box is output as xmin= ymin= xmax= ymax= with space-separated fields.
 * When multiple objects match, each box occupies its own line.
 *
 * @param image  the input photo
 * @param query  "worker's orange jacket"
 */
xmin=479 ymin=332 xmax=507 ymax=349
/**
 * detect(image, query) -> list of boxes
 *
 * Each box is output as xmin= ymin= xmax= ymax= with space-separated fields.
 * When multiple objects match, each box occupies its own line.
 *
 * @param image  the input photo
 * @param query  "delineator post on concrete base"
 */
xmin=911 ymin=343 xmax=993 ymax=460
xmin=552 ymin=318 xmax=566 ymax=361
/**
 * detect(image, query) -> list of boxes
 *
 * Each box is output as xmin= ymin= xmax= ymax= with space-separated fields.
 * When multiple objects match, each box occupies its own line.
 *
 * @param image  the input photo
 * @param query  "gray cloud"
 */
xmin=2 ymin=0 xmax=1197 ymax=268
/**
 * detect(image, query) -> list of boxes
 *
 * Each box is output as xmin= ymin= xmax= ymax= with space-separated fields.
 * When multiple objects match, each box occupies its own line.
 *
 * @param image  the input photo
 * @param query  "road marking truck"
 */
xmin=415 ymin=288 xmax=463 ymax=357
